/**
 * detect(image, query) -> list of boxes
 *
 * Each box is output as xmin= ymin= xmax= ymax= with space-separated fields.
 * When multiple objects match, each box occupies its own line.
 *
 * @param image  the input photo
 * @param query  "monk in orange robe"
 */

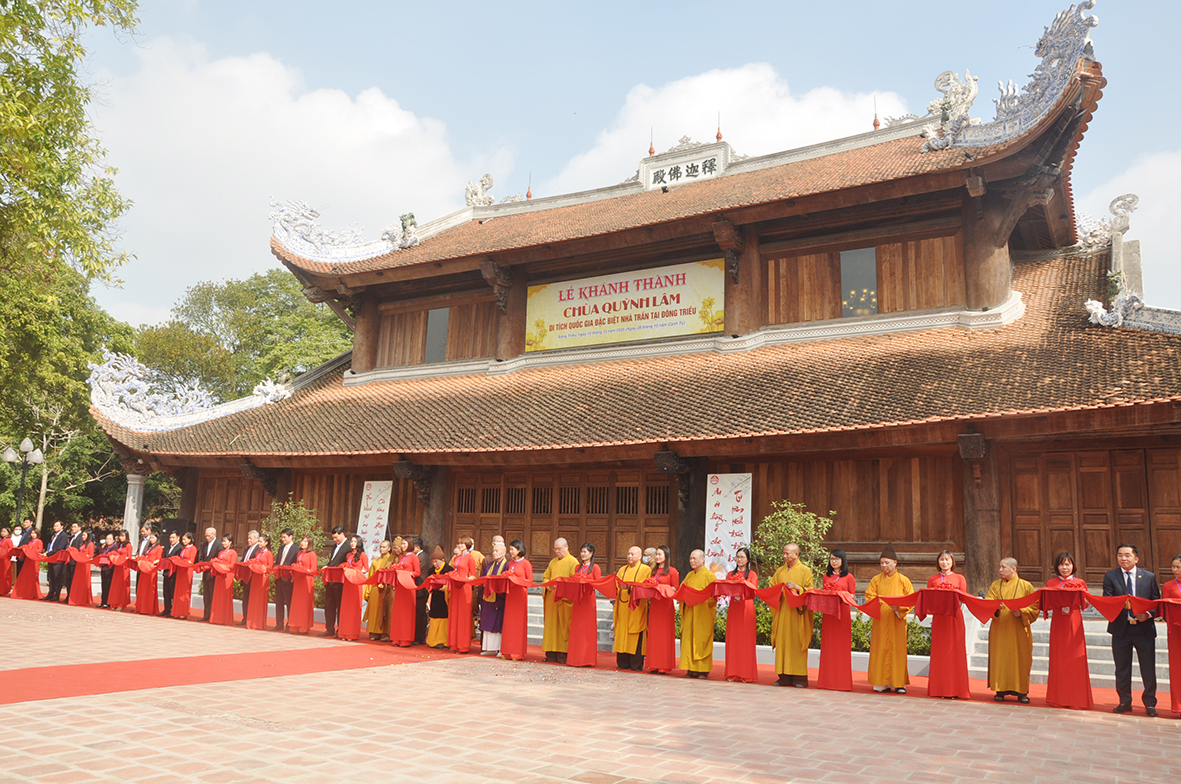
xmin=985 ymin=557 xmax=1039 ymax=703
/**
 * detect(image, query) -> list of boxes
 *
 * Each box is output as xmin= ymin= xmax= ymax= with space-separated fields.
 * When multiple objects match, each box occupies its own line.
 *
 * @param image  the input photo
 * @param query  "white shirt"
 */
xmin=279 ymin=543 xmax=293 ymax=563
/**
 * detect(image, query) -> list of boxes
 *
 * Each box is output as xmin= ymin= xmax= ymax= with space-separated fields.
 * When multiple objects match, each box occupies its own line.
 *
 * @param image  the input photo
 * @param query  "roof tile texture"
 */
xmin=97 ymin=256 xmax=1181 ymax=458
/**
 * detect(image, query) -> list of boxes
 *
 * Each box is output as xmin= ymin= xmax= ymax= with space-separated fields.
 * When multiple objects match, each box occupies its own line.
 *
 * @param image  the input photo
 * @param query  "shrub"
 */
xmin=261 ymin=498 xmax=329 ymax=608
xmin=749 ymin=499 xmax=834 ymax=586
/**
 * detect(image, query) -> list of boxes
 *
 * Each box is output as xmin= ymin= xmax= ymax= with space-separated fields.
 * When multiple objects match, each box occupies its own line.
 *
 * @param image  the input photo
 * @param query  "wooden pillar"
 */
xmin=675 ymin=460 xmax=708 ymax=577
xmin=721 ymin=227 xmax=762 ymax=337
xmin=496 ymin=276 xmax=526 ymax=360
xmin=351 ymin=291 xmax=380 ymax=373
xmin=178 ymin=468 xmax=199 ymax=523
xmin=961 ymin=440 xmax=1001 ymax=595
xmin=273 ymin=469 xmax=292 ymax=504
xmin=961 ymin=191 xmax=1012 ymax=310
xmin=421 ymin=466 xmax=448 ymax=553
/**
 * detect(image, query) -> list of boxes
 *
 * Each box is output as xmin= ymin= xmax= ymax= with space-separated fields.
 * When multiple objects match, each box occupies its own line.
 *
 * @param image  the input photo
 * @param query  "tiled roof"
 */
xmin=96 ymin=256 xmax=1181 ymax=458
xmin=273 ymin=134 xmax=1002 ymax=277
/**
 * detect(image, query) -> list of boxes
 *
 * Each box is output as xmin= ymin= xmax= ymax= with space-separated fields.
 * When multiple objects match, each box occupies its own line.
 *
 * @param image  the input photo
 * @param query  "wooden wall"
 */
xmin=291 ymin=470 xmax=424 ymax=539
xmin=376 ymin=311 xmax=427 ymax=367
xmin=715 ymin=455 xmax=963 ymax=584
xmin=450 ymin=469 xmax=675 ymax=574
xmin=765 ymin=232 xmax=965 ymax=326
xmin=767 ymin=251 xmax=841 ymax=324
xmin=877 ymin=233 xmax=966 ymax=313
xmin=375 ymin=294 xmax=498 ymax=368
xmin=1008 ymin=448 xmax=1181 ymax=585
xmin=193 ymin=473 xmax=273 ymax=550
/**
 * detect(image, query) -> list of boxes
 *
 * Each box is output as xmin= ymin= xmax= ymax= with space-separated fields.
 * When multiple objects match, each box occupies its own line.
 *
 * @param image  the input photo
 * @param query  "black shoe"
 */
xmin=1113 ymin=703 xmax=1133 ymax=714
xmin=157 ymin=612 xmax=169 ymax=617
xmin=319 ymin=631 xmax=335 ymax=637
xmin=1016 ymin=694 xmax=1030 ymax=704
xmin=1146 ymin=708 xmax=1159 ymax=717
xmin=994 ymin=693 xmax=1006 ymax=702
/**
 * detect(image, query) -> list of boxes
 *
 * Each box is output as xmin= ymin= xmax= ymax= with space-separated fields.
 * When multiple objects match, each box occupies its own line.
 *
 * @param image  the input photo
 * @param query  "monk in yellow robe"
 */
xmin=865 ymin=544 xmax=914 ymax=693
xmin=364 ymin=540 xmax=394 ymax=640
xmin=770 ymin=543 xmax=814 ymax=687
xmin=542 ymin=537 xmax=579 ymax=663
xmin=679 ymin=549 xmax=717 ymax=678
xmin=613 ymin=545 xmax=652 ymax=671
xmin=985 ymin=557 xmax=1039 ymax=702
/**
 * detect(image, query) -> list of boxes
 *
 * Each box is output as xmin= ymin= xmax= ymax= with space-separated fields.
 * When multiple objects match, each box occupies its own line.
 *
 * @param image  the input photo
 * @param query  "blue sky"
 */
xmin=84 ymin=1 xmax=1181 ymax=323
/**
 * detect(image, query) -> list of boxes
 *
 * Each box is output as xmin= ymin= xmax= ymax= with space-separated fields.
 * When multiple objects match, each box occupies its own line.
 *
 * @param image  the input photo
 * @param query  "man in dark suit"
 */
xmin=237 ymin=530 xmax=260 ymax=626
xmin=62 ymin=522 xmax=84 ymax=603
xmin=1103 ymin=543 xmax=1161 ymax=716
xmin=272 ymin=528 xmax=298 ymax=631
xmin=196 ymin=527 xmax=222 ymax=622
xmin=159 ymin=531 xmax=183 ymax=617
xmin=412 ymin=536 xmax=430 ymax=644
xmin=321 ymin=526 xmax=349 ymax=637
xmin=14 ymin=518 xmax=34 ymax=576
xmin=43 ymin=521 xmax=69 ymax=602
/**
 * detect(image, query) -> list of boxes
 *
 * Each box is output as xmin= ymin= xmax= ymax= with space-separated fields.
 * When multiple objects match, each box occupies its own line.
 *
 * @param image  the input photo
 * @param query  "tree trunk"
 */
xmin=35 ymin=462 xmax=48 ymax=529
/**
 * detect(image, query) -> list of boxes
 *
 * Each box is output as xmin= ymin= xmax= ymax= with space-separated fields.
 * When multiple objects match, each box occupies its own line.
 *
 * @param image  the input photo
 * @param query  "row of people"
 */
xmin=4 ymin=525 xmax=1178 ymax=716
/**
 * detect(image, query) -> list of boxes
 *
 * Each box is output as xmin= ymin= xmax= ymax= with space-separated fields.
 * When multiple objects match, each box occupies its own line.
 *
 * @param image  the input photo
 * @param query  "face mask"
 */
xmin=641 ymin=556 xmax=650 ymax=564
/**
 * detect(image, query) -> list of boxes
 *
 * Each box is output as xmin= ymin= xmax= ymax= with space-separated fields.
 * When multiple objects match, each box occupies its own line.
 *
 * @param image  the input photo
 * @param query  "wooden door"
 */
xmin=1147 ymin=449 xmax=1181 ymax=575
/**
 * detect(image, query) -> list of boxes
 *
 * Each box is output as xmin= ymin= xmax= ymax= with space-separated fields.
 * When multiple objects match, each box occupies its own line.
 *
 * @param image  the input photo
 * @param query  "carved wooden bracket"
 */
xmin=965 ymin=173 xmax=986 ymax=198
xmin=111 ymin=442 xmax=151 ymax=476
xmin=393 ymin=460 xmax=434 ymax=505
xmin=300 ymin=285 xmax=357 ymax=331
xmin=239 ymin=460 xmax=281 ymax=497
xmin=479 ymin=259 xmax=514 ymax=314
xmin=654 ymin=450 xmax=694 ymax=507
xmin=712 ymin=219 xmax=745 ymax=284
xmin=956 ymin=433 xmax=988 ymax=489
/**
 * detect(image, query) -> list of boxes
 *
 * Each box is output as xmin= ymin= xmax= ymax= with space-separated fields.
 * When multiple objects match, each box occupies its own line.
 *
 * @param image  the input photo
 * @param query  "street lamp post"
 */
xmin=3 ymin=438 xmax=45 ymax=527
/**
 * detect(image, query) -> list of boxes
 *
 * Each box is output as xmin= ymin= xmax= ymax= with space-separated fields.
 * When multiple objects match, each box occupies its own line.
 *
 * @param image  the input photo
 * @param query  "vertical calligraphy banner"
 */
xmin=704 ymin=473 xmax=753 ymax=581
xmin=355 ymin=480 xmax=393 ymax=561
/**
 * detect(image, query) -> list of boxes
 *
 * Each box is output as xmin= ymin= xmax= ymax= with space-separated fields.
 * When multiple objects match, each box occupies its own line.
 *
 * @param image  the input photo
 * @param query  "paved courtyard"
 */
xmin=0 ymin=596 xmax=1177 ymax=784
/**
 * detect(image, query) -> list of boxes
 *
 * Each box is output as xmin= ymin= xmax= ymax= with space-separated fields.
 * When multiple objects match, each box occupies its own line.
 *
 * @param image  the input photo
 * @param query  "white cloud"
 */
xmin=91 ymin=37 xmax=510 ymax=325
xmin=543 ymin=63 xmax=910 ymax=196
xmin=1077 ymin=150 xmax=1181 ymax=311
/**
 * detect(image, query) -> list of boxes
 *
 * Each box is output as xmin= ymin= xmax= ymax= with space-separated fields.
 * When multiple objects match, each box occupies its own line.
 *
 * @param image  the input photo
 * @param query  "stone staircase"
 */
xmin=524 ymin=590 xmax=614 ymax=649
xmin=968 ymin=613 xmax=1171 ymax=692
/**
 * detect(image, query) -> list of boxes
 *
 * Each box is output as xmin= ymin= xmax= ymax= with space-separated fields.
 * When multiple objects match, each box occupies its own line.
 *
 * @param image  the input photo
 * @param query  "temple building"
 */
xmin=92 ymin=3 xmax=1181 ymax=592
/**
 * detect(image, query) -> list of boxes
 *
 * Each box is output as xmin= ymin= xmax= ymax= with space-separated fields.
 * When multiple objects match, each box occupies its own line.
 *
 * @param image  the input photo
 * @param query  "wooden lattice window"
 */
xmin=559 ymin=487 xmax=580 ymax=515
xmin=481 ymin=487 xmax=501 ymax=514
xmin=532 ymin=486 xmax=553 ymax=515
xmin=456 ymin=487 xmax=476 ymax=515
xmin=616 ymin=486 xmax=638 ymax=516
xmin=505 ymin=487 xmax=526 ymax=515
xmin=645 ymin=484 xmax=670 ymax=516
xmin=587 ymin=486 xmax=609 ymax=515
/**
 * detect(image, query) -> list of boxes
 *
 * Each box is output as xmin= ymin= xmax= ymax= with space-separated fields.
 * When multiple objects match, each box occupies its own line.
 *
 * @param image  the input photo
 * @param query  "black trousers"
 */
xmin=63 ymin=562 xmax=77 ymax=600
xmin=616 ymin=631 xmax=645 ymax=671
xmin=1112 ymin=634 xmax=1157 ymax=707
xmin=415 ymin=591 xmax=429 ymax=643
xmin=162 ymin=573 xmax=176 ymax=615
xmin=274 ymin=578 xmax=293 ymax=629
xmin=202 ymin=572 xmax=216 ymax=621
xmin=324 ymin=583 xmax=343 ymax=635
xmin=100 ymin=567 xmax=112 ymax=605
xmin=46 ymin=562 xmax=65 ymax=599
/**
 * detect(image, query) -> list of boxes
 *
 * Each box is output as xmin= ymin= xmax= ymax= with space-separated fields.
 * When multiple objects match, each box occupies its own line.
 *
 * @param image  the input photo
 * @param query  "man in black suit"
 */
xmin=196 ymin=527 xmax=222 ymax=622
xmin=159 ymin=531 xmax=183 ymax=617
xmin=411 ymin=536 xmax=430 ymax=644
xmin=14 ymin=518 xmax=33 ymax=576
xmin=272 ymin=528 xmax=298 ymax=631
xmin=321 ymin=526 xmax=349 ymax=637
xmin=43 ymin=521 xmax=69 ymax=602
xmin=237 ymin=530 xmax=260 ymax=626
xmin=62 ymin=522 xmax=84 ymax=603
xmin=1102 ymin=543 xmax=1161 ymax=717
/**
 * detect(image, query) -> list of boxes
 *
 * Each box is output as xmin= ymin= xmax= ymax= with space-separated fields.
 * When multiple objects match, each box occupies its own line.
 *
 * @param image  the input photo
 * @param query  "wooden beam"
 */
xmin=759 ymin=216 xmax=962 ymax=258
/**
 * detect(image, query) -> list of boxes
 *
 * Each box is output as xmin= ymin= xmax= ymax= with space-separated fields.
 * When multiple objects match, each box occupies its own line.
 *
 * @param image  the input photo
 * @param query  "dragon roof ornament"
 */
xmin=270 ymin=199 xmax=419 ymax=263
xmin=88 ymin=349 xmax=291 ymax=434
xmin=921 ymin=1 xmax=1098 ymax=152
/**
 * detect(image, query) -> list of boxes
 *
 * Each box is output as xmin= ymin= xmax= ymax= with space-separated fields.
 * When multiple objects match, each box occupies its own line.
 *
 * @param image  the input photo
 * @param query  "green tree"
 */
xmin=749 ymin=499 xmax=835 ymax=586
xmin=139 ymin=269 xmax=351 ymax=401
xmin=0 ymin=0 xmax=138 ymax=285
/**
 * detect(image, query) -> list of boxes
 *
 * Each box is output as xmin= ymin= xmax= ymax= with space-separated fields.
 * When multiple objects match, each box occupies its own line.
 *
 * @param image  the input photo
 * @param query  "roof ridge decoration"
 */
xmin=921 ymin=1 xmax=1098 ymax=152
xmin=88 ymin=349 xmax=291 ymax=434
